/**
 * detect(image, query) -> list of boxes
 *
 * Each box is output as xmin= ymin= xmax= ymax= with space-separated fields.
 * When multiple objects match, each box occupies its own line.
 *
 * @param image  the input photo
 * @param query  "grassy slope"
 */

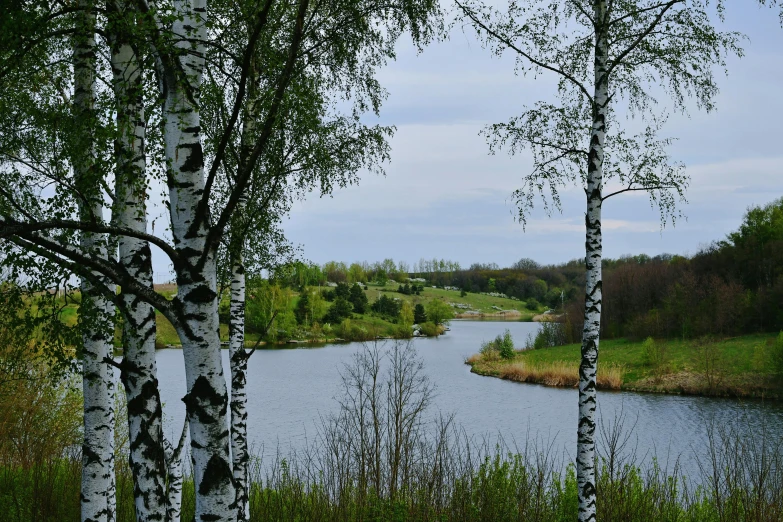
xmin=468 ymin=333 xmax=783 ymax=400
xmin=361 ymin=282 xmax=539 ymax=318
xmin=52 ymin=282 xmax=540 ymax=347
xmin=154 ymin=282 xmax=539 ymax=346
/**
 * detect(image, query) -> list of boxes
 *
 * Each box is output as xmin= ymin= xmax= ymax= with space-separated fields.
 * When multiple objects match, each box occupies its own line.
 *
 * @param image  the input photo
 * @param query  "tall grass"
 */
xmin=500 ymin=360 xmax=625 ymax=390
xmin=4 ymin=341 xmax=783 ymax=521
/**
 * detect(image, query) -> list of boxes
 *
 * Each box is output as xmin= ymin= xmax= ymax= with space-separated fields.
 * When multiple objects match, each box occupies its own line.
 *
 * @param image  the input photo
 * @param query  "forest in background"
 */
xmin=279 ymin=197 xmax=783 ymax=342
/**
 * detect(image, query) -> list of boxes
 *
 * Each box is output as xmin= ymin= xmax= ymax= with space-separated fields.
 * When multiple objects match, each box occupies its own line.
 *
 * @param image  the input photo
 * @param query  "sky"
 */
xmin=271 ymin=3 xmax=783 ymax=273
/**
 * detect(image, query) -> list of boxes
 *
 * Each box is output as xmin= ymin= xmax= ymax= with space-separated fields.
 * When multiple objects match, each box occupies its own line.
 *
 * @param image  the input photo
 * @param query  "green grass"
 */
xmin=154 ymin=312 xmax=180 ymax=347
xmin=469 ymin=333 xmax=783 ymax=399
xmin=345 ymin=282 xmax=540 ymax=319
xmin=58 ymin=304 xmax=79 ymax=327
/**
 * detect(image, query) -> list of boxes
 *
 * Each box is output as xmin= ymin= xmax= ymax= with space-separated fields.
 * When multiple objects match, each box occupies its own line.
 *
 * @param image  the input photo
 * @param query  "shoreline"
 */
xmin=467 ymin=360 xmax=783 ymax=401
xmin=155 ymin=329 xmax=449 ymax=350
xmin=466 ymin=333 xmax=783 ymax=401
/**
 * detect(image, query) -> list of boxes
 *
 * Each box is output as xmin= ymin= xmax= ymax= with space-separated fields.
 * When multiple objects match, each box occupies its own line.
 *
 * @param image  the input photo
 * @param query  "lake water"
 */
xmin=155 ymin=320 xmax=783 ymax=477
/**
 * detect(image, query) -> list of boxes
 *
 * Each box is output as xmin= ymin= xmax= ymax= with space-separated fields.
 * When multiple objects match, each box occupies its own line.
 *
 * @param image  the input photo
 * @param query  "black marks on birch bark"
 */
xmin=178 ymin=143 xmax=203 ymax=174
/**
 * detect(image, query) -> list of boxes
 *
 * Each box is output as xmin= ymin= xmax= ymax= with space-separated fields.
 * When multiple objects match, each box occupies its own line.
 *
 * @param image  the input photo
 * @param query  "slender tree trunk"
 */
xmin=164 ymin=420 xmax=189 ymax=522
xmin=228 ymin=61 xmax=258 ymax=519
xmin=74 ymin=2 xmax=116 ymax=520
xmin=109 ymin=10 xmax=169 ymax=520
xmin=577 ymin=3 xmax=608 ymax=522
xmin=228 ymin=252 xmax=250 ymax=522
xmin=162 ymin=3 xmax=236 ymax=519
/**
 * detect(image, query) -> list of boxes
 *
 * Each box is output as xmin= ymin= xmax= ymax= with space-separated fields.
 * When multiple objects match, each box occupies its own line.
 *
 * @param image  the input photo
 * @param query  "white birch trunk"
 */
xmin=577 ymin=3 xmax=608 ymax=521
xmin=229 ymin=253 xmax=250 ymax=521
xmin=110 ymin=18 xmax=169 ymax=521
xmin=164 ymin=420 xmax=189 ymax=522
xmin=75 ymin=2 xmax=116 ymax=520
xmin=228 ymin=70 xmax=257 ymax=520
xmin=162 ymin=2 xmax=236 ymax=519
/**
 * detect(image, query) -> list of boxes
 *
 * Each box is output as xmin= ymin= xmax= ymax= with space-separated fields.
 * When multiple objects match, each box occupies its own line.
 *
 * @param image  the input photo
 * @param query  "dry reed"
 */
xmin=500 ymin=360 xmax=624 ymax=390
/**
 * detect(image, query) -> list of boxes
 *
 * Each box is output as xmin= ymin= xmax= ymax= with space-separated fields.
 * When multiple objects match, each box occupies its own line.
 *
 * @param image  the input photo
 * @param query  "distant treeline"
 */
xmin=271 ymin=256 xmax=584 ymax=309
xmin=567 ymin=198 xmax=783 ymax=341
xmin=271 ymin=198 xmax=783 ymax=341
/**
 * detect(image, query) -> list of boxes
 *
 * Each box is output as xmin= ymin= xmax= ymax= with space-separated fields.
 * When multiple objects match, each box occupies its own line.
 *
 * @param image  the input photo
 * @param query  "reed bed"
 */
xmin=499 ymin=360 xmax=625 ymax=390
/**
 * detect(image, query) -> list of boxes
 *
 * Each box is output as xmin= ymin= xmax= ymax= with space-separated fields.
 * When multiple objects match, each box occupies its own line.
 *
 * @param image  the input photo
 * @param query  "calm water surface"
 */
xmin=155 ymin=321 xmax=783 ymax=475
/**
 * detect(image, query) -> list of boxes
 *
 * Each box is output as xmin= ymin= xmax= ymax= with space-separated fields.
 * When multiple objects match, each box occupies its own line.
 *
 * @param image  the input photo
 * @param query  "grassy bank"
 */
xmin=467 ymin=333 xmax=783 ymax=399
xmin=4 ymin=432 xmax=783 ymax=522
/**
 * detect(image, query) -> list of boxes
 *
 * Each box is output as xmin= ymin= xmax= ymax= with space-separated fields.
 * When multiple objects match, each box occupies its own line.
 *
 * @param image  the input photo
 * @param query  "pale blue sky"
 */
xmin=279 ymin=3 xmax=783 ymax=270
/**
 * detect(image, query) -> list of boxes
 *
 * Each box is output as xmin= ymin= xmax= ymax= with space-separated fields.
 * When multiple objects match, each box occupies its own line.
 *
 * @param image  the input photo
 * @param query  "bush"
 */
xmin=324 ymin=297 xmax=353 ymax=324
xmin=479 ymin=341 xmax=500 ymax=362
xmin=526 ymin=298 xmax=540 ymax=311
xmin=393 ymin=323 xmax=414 ymax=339
xmin=335 ymin=319 xmax=375 ymax=342
xmin=772 ymin=331 xmax=783 ymax=375
xmin=526 ymin=321 xmax=568 ymax=349
xmin=692 ymin=336 xmax=725 ymax=391
xmin=371 ymin=295 xmax=401 ymax=320
xmin=498 ymin=330 xmax=515 ymax=359
xmin=349 ymin=284 xmax=369 ymax=314
xmin=413 ymin=304 xmax=427 ymax=324
xmin=0 ymin=368 xmax=82 ymax=469
xmin=641 ymin=337 xmax=668 ymax=379
xmin=418 ymin=322 xmax=441 ymax=337
xmin=479 ymin=330 xmax=515 ymax=360
xmin=425 ymin=299 xmax=454 ymax=325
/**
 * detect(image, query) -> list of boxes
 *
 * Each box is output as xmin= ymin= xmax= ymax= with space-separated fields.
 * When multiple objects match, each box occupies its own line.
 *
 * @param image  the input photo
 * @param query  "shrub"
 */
xmin=294 ymin=290 xmax=310 ymax=324
xmin=479 ymin=330 xmax=515 ymax=360
xmin=499 ymin=330 xmax=515 ymax=359
xmin=772 ymin=331 xmax=783 ymax=375
xmin=371 ymin=295 xmax=401 ymax=320
xmin=640 ymin=337 xmax=668 ymax=379
xmin=413 ymin=304 xmax=427 ymax=324
xmin=335 ymin=319 xmax=374 ymax=342
xmin=479 ymin=340 xmax=500 ymax=362
xmin=526 ymin=298 xmax=540 ymax=311
xmin=693 ymin=336 xmax=725 ymax=391
xmin=349 ymin=283 xmax=369 ymax=314
xmin=324 ymin=297 xmax=353 ymax=324
xmin=0 ymin=368 xmax=82 ymax=468
xmin=528 ymin=321 xmax=568 ymax=349
xmin=425 ymin=299 xmax=454 ymax=325
xmin=418 ymin=322 xmax=441 ymax=337
xmin=393 ymin=323 xmax=414 ymax=339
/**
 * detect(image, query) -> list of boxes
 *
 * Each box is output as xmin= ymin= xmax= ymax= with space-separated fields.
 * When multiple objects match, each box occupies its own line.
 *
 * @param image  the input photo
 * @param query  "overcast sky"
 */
xmin=265 ymin=3 xmax=782 ymax=273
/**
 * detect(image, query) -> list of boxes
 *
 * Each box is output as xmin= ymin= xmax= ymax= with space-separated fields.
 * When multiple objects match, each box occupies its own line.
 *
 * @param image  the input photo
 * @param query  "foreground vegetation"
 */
xmin=468 ymin=328 xmax=783 ymax=399
xmin=3 ymin=341 xmax=783 ymax=522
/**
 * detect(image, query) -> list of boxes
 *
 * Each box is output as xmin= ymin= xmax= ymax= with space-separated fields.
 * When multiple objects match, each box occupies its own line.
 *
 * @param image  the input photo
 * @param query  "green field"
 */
xmin=469 ymin=333 xmax=783 ymax=400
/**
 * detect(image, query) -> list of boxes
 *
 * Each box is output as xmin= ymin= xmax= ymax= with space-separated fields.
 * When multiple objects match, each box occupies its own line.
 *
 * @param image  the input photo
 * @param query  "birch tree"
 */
xmin=205 ymin=41 xmax=393 ymax=519
xmin=73 ymin=3 xmax=118 ymax=520
xmin=1 ymin=1 xmax=440 ymax=520
xmin=455 ymin=1 xmax=741 ymax=520
xmin=107 ymin=3 xmax=170 ymax=520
